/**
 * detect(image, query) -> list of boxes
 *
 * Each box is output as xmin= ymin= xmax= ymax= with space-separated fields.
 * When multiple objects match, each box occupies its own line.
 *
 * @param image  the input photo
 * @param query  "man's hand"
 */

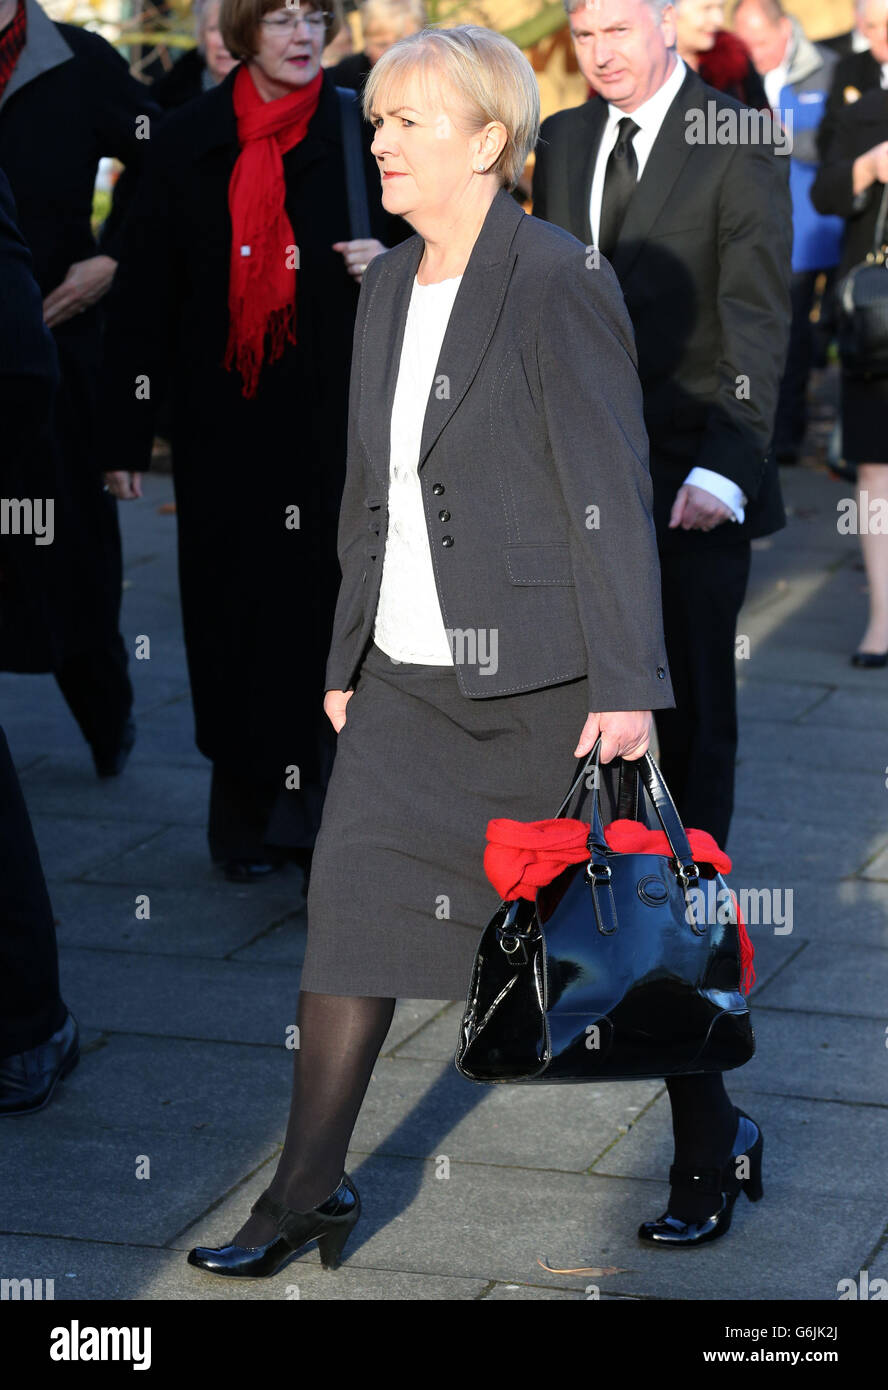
xmin=324 ymin=689 xmax=353 ymax=732
xmin=104 ymin=471 xmax=143 ymax=500
xmin=669 ymin=482 xmax=733 ymax=532
xmin=43 ymin=255 xmax=117 ymax=328
xmin=332 ymin=239 xmax=386 ymax=284
xmin=575 ymin=711 xmax=652 ymax=762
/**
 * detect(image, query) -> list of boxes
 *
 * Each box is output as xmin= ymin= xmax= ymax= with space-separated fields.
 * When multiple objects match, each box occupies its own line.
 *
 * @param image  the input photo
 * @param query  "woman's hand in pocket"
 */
xmin=324 ymin=689 xmax=353 ymax=732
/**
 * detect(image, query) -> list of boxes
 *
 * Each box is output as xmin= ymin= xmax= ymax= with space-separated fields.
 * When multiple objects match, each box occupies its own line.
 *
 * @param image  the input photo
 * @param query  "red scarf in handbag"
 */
xmin=224 ymin=62 xmax=323 ymax=399
xmin=484 ymin=816 xmax=755 ymax=994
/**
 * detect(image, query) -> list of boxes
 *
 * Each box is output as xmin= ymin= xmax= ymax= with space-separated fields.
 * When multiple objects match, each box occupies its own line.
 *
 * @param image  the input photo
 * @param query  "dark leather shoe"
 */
xmin=187 ymin=1173 xmax=360 ymax=1277
xmin=851 ymin=651 xmax=888 ymax=669
xmin=0 ymin=1011 xmax=80 ymax=1116
xmin=93 ymin=718 xmax=136 ymax=778
xmin=221 ymin=855 xmax=285 ymax=883
xmin=638 ymin=1108 xmax=763 ymax=1247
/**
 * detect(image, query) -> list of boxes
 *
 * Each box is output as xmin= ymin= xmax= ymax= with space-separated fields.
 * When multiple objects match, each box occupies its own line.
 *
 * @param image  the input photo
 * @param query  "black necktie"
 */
xmin=598 ymin=117 xmax=640 ymax=260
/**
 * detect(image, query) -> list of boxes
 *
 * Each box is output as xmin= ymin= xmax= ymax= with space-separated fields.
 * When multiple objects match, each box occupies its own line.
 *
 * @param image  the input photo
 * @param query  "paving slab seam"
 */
xmin=749 ymin=1002 xmax=888 ymax=1023
xmin=742 ymin=939 xmax=810 ymax=1000
xmin=223 ymin=909 xmax=308 ymax=959
xmin=63 ymin=825 xmax=176 ymax=881
xmin=384 ymin=1002 xmax=461 ymax=1058
xmin=582 ymin=1087 xmax=667 ymax=1172
xmin=861 ymin=1217 xmax=888 ymax=1270
xmin=162 ymin=1154 xmax=280 ymax=1247
xmin=57 ymin=943 xmax=305 ymax=970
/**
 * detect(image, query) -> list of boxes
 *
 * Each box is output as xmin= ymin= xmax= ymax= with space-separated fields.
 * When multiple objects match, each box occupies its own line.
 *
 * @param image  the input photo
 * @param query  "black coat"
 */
xmin=0 ymin=168 xmax=61 ymax=665
xmin=325 ymin=51 xmax=372 ymax=94
xmin=811 ymin=85 xmax=888 ymax=278
xmin=99 ymin=65 xmax=411 ymax=780
xmin=0 ymin=5 xmax=162 ymax=670
xmin=817 ymin=48 xmax=884 ymax=162
xmin=150 ymin=45 xmax=209 ymax=109
xmin=532 ymin=68 xmax=792 ymax=553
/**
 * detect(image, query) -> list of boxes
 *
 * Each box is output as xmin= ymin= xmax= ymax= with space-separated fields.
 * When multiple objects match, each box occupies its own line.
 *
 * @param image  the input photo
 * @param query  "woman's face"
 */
xmin=201 ymin=0 xmax=238 ymax=82
xmin=369 ymin=72 xmax=502 ymax=225
xmin=251 ymin=3 xmax=327 ymax=92
xmin=675 ymin=0 xmax=724 ymax=55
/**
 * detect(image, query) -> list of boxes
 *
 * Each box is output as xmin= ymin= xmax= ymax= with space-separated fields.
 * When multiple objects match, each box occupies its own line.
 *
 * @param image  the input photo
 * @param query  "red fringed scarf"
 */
xmin=485 ymin=816 xmax=755 ymax=994
xmin=225 ymin=63 xmax=323 ymax=400
xmin=0 ymin=0 xmax=26 ymax=104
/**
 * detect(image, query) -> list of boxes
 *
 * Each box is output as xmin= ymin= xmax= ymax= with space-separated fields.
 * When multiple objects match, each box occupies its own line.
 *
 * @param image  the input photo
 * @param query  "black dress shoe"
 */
xmin=851 ymin=651 xmax=888 ymax=669
xmin=93 ymin=718 xmax=136 ymax=778
xmin=221 ymin=855 xmax=285 ymax=883
xmin=187 ymin=1173 xmax=360 ymax=1277
xmin=638 ymin=1108 xmax=763 ymax=1247
xmin=0 ymin=1011 xmax=80 ymax=1116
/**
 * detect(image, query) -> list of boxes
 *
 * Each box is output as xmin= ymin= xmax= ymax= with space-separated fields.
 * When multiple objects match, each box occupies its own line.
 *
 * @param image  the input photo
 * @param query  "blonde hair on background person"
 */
xmin=362 ymin=25 xmax=540 ymax=192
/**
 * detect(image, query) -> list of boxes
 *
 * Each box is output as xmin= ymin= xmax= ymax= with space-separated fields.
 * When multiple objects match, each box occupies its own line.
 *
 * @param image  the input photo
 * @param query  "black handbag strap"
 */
xmin=871 ymin=182 xmax=888 ymax=257
xmin=554 ymin=741 xmax=698 ymax=881
xmin=336 ymin=86 xmax=372 ymax=242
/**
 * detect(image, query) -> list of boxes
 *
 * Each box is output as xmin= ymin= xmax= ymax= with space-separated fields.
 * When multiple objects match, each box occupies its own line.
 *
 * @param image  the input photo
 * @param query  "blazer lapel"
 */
xmin=609 ymin=70 xmax=699 ymax=282
xmin=359 ymin=186 xmax=526 ymax=487
xmin=569 ymin=98 xmax=608 ymax=247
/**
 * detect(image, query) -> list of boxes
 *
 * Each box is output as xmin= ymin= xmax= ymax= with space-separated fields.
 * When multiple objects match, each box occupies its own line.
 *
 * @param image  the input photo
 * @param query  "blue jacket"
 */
xmin=776 ymin=22 xmax=844 ymax=271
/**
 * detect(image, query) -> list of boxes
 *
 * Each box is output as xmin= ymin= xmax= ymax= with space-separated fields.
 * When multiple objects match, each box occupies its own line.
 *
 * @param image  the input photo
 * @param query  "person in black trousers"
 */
xmin=0 ymin=168 xmax=78 ymax=1114
xmin=0 ymin=0 xmax=162 ymax=777
xmin=532 ymin=0 xmax=792 ymax=851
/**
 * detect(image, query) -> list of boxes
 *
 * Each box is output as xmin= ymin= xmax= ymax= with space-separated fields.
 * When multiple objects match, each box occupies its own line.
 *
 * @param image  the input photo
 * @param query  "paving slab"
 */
xmin=56 ymin=947 xmax=305 ymax=1044
xmin=592 ymin=1089 xmax=888 ymax=1202
xmin=344 ymin=1055 xmax=663 ymax=1171
xmin=750 ymin=940 xmax=888 ymax=1018
xmin=50 ymin=881 xmax=306 ymax=959
xmin=171 ymin=1153 xmax=887 ymax=1301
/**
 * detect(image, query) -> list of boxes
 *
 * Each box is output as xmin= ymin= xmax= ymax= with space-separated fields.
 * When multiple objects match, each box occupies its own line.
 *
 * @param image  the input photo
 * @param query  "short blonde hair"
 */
xmin=220 ymin=0 xmax=344 ymax=62
xmin=362 ymin=26 xmax=540 ymax=192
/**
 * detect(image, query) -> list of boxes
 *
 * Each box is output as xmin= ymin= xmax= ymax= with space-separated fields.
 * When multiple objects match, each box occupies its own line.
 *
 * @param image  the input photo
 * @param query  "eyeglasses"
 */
xmin=260 ymin=9 xmax=331 ymax=34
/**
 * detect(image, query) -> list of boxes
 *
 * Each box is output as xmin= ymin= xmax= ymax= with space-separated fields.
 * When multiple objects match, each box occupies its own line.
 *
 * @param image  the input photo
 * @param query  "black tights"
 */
xmin=234 ymin=991 xmax=739 ymax=1246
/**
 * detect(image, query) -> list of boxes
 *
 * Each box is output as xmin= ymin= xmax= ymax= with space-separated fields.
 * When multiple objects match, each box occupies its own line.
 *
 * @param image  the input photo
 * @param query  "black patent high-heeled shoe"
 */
xmin=187 ymin=1173 xmax=360 ymax=1277
xmin=637 ymin=1108 xmax=763 ymax=1247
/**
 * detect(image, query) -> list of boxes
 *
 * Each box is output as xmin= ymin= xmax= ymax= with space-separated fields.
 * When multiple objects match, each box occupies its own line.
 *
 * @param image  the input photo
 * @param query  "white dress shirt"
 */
xmin=763 ymin=60 xmax=789 ymax=109
xmin=372 ymin=274 xmax=463 ymax=665
xmin=589 ymin=53 xmax=746 ymax=524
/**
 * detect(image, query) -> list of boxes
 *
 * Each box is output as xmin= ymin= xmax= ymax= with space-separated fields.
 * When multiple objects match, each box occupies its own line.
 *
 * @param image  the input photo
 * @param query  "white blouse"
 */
xmin=372 ymin=272 xmax=463 ymax=665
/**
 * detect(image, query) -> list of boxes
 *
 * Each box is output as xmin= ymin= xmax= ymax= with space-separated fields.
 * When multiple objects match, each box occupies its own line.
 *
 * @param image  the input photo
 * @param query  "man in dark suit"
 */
xmin=818 ymin=0 xmax=888 ymax=158
xmin=532 ymin=0 xmax=792 ymax=847
xmin=0 ymin=167 xmax=79 ymax=1114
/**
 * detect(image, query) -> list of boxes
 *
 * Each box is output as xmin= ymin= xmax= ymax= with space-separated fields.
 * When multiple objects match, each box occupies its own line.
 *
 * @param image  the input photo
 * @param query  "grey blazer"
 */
xmin=324 ymin=185 xmax=675 ymax=712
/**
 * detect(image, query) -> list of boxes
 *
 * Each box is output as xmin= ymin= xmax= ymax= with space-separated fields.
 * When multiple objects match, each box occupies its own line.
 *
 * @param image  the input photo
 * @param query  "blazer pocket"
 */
xmin=504 ymin=543 xmax=575 ymax=586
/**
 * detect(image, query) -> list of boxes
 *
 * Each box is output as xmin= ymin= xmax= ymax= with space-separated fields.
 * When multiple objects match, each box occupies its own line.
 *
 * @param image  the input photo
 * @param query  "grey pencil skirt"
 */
xmin=300 ymin=641 xmax=619 ymax=1001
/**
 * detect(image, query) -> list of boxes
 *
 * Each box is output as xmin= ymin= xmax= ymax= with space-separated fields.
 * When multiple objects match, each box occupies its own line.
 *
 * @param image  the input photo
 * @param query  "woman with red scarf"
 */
xmin=101 ymin=0 xmax=410 ymax=881
xmin=674 ymin=0 xmax=768 ymax=106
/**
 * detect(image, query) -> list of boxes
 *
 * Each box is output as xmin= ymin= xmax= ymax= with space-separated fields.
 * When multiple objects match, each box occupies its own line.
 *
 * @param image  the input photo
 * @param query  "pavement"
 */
xmin=2 ymin=368 xmax=887 ymax=1302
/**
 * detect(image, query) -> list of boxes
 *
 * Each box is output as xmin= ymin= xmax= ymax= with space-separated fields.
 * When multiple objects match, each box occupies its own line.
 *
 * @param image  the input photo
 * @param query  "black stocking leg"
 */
xmin=233 ymin=990 xmax=396 ymax=1247
xmin=664 ymin=1073 xmax=738 ymax=1223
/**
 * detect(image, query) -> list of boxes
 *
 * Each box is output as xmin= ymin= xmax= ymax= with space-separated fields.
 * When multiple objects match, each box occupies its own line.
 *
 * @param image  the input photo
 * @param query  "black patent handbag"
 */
xmin=837 ymin=182 xmax=888 ymax=378
xmin=455 ymin=739 xmax=755 ymax=1084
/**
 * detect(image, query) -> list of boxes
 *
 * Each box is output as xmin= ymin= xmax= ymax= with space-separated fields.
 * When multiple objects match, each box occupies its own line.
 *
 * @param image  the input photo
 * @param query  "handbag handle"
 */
xmin=870 ymin=182 xmax=888 ymax=257
xmin=554 ymin=740 xmax=700 ymax=886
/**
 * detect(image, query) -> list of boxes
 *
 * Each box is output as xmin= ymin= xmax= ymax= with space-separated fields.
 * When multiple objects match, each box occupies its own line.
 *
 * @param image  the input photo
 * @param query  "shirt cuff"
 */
xmin=683 ymin=467 xmax=746 ymax=524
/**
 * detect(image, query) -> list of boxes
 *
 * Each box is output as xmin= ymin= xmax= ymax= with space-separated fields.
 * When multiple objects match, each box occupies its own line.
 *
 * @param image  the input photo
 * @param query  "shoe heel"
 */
xmin=316 ymin=1218 xmax=356 ymax=1271
xmin=740 ymin=1127 xmax=764 ymax=1203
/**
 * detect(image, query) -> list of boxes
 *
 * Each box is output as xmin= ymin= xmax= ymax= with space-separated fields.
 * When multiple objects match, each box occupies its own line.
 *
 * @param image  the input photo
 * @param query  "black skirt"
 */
xmin=301 ymin=642 xmax=619 ymax=1000
xmin=841 ymin=371 xmax=888 ymax=464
